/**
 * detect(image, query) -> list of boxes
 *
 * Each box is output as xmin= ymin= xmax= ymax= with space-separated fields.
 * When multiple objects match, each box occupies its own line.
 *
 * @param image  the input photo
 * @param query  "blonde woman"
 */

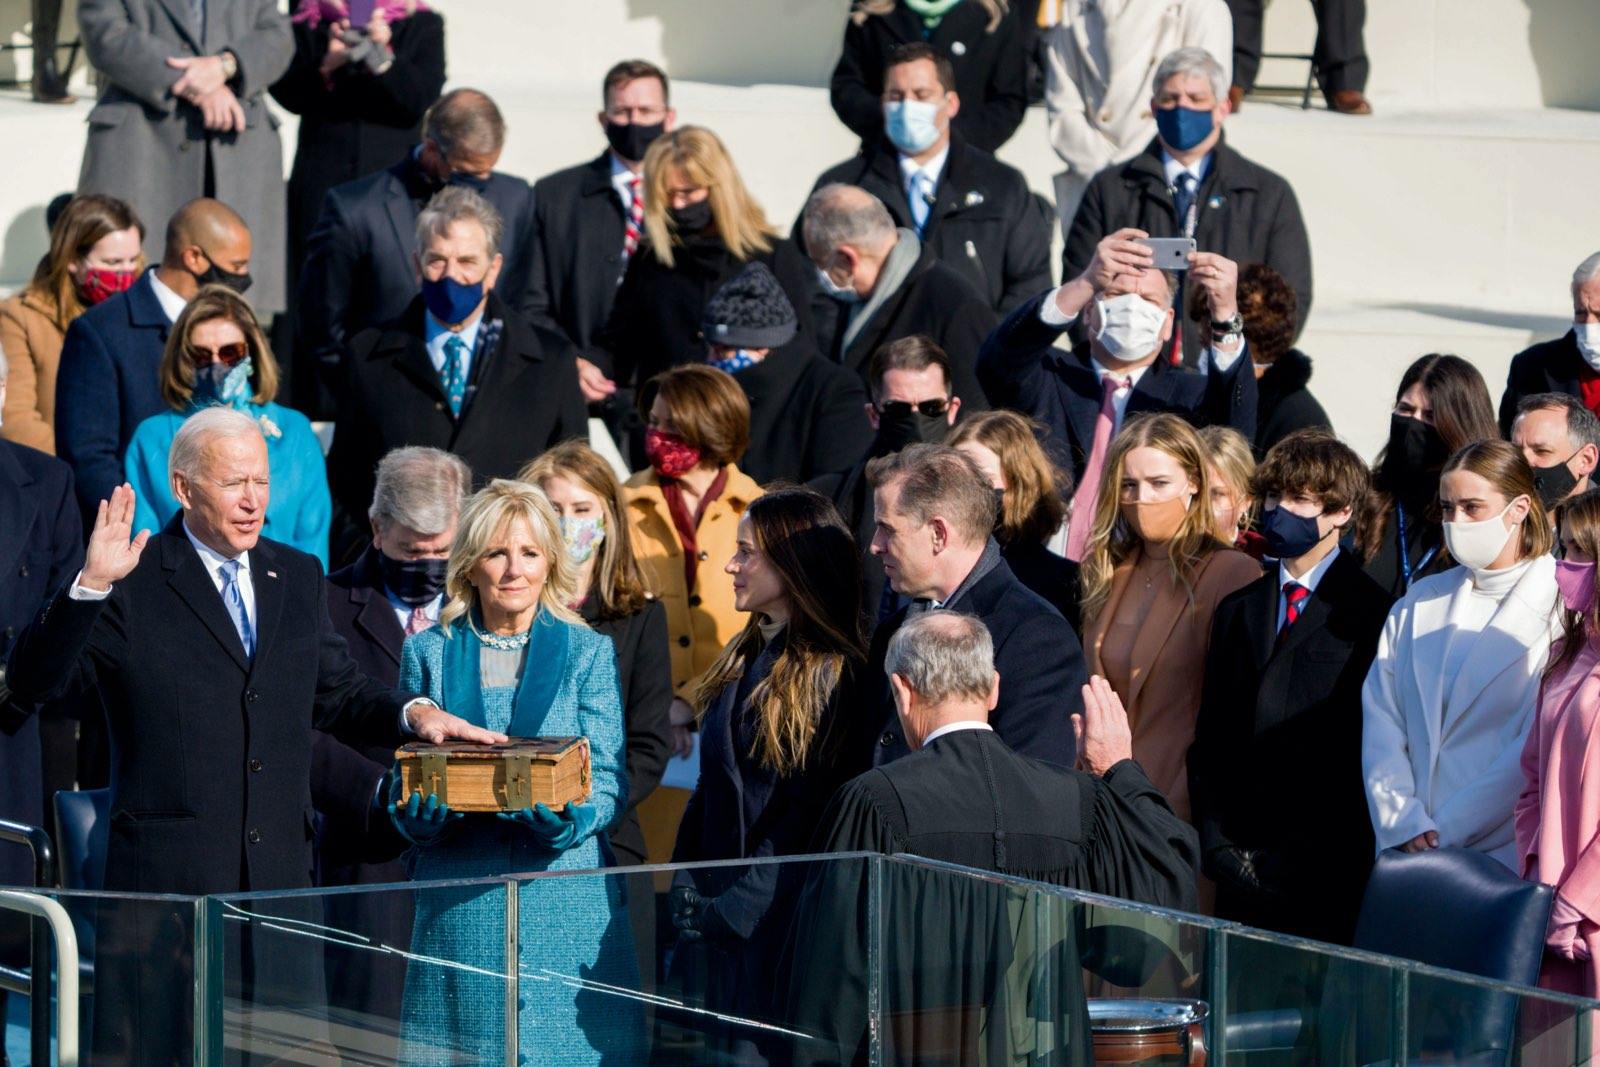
xmin=1080 ymin=413 xmax=1261 ymax=825
xmin=391 ymin=479 xmax=640 ymax=1064
xmin=1198 ymin=424 xmax=1267 ymax=559
xmin=595 ymin=125 xmax=817 ymax=394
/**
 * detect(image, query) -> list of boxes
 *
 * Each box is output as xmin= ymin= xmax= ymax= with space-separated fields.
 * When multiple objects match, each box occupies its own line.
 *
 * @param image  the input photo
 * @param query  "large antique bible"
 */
xmin=393 ymin=738 xmax=592 ymax=813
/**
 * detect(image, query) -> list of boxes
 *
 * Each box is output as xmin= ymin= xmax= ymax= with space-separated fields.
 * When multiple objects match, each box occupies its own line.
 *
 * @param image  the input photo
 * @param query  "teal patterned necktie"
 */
xmin=441 ymin=335 xmax=466 ymax=416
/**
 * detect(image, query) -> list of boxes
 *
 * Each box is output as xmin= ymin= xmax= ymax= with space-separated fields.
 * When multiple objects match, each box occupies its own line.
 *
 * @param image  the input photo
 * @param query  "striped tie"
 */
xmin=623 ymin=174 xmax=644 ymax=259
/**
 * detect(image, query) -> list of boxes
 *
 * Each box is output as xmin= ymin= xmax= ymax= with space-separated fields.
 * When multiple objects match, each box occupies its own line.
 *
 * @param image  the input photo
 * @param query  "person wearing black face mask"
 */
xmin=1356 ymin=353 xmax=1499 ymax=600
xmin=1511 ymin=394 xmax=1600 ymax=553
xmin=811 ymin=336 xmax=963 ymax=615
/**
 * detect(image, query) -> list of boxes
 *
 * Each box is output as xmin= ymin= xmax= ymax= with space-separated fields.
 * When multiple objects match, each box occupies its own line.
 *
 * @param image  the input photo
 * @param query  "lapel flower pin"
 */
xmin=962 ymin=190 xmax=985 ymax=208
xmin=257 ymin=413 xmax=282 ymax=440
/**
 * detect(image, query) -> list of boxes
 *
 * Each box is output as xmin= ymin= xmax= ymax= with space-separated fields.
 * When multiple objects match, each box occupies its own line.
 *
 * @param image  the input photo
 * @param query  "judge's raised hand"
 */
xmin=1400 ymin=830 xmax=1440 ymax=853
xmin=1071 ymin=675 xmax=1134 ymax=777
xmin=406 ymin=701 xmax=509 ymax=745
xmin=80 ymin=484 xmax=151 ymax=592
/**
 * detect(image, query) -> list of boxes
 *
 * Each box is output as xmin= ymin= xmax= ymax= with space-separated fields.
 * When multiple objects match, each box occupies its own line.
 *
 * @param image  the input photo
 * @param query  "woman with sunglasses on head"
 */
xmin=123 ymin=285 xmax=332 ymax=564
xmin=1518 ymin=488 xmax=1600 ymax=998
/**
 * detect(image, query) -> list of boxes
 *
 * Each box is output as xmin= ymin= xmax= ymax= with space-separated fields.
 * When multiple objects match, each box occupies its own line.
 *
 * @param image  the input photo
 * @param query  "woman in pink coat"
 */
xmin=1517 ymin=490 xmax=1600 ymax=995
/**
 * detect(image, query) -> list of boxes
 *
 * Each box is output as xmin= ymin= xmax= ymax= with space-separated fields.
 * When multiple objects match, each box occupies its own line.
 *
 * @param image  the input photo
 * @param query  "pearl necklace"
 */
xmin=472 ymin=622 xmax=532 ymax=651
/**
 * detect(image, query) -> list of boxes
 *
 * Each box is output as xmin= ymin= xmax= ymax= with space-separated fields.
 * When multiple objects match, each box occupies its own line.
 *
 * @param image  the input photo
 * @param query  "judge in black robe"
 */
xmin=781 ymin=616 xmax=1198 ymax=1065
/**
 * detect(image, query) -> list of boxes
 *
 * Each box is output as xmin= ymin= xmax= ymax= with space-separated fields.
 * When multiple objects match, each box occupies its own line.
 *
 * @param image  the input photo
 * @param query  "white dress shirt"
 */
xmin=1090 ymin=357 xmax=1150 ymax=431
xmin=610 ymin=152 xmax=642 ymax=212
xmin=923 ymin=720 xmax=995 ymax=746
xmin=387 ymin=591 xmax=443 ymax=633
xmin=424 ymin=310 xmax=483 ymax=381
xmin=1160 ymin=149 xmax=1210 ymax=192
xmin=147 ymin=270 xmax=189 ymax=324
xmin=1275 ymin=544 xmax=1340 ymax=633
xmin=898 ymin=144 xmax=950 ymax=214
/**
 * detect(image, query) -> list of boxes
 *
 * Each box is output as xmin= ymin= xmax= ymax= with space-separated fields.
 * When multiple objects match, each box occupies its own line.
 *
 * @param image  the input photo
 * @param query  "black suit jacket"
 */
xmin=1063 ymin=137 xmax=1313 ymax=366
xmin=1498 ymin=329 xmax=1589 ymax=436
xmin=1188 ymin=549 xmax=1388 ymax=944
xmin=325 ymin=293 xmax=588 ymax=559
xmin=802 ymin=135 xmax=1052 ymax=313
xmin=0 ymin=442 xmax=82 ymax=888
xmin=737 ymin=346 xmax=873 ymax=485
xmin=297 ymin=153 xmax=539 ymax=368
xmin=978 ymin=291 xmax=1257 ymax=483
xmin=527 ymin=151 xmax=629 ymax=361
xmin=1254 ymin=348 xmax=1331 ymax=458
xmin=869 ymin=556 xmax=1084 ymax=767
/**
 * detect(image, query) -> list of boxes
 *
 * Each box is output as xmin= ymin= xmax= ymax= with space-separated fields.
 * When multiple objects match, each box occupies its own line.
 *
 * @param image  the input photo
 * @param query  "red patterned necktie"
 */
xmin=623 ymin=174 xmax=644 ymax=259
xmin=1282 ymin=582 xmax=1310 ymax=629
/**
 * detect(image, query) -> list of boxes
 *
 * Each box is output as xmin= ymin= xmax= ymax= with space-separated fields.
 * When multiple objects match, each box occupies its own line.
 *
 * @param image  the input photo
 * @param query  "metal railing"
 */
xmin=0 ymin=817 xmax=57 ymax=1067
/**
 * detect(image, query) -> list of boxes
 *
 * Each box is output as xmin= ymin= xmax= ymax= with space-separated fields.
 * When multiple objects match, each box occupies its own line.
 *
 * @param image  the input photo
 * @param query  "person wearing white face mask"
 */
xmin=1363 ymin=440 xmax=1563 ymax=873
xmin=1498 ymin=251 xmax=1600 ymax=436
xmin=802 ymin=42 xmax=1051 ymax=314
xmin=977 ymin=224 xmax=1256 ymax=562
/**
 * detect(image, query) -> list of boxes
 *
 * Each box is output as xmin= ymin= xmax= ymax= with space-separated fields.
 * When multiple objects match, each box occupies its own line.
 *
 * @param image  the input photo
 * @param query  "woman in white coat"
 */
xmin=1363 ymin=440 xmax=1563 ymax=871
xmin=1044 ymin=0 xmax=1233 ymax=232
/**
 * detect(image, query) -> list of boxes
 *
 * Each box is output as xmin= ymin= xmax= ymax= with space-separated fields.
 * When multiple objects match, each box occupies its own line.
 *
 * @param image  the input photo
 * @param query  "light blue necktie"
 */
xmin=441 ymin=335 xmax=467 ymax=417
xmin=908 ymin=170 xmax=935 ymax=235
xmin=219 ymin=558 xmax=254 ymax=659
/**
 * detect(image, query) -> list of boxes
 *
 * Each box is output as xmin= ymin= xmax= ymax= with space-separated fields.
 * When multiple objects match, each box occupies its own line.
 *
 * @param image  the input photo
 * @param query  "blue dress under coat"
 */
xmin=396 ymin=616 xmax=642 ymax=1066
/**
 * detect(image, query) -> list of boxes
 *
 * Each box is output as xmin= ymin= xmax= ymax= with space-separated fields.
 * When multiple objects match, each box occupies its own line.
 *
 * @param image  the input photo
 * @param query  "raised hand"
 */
xmin=81 ymin=484 xmax=150 ymax=592
xmin=1081 ymin=227 xmax=1154 ymax=293
xmin=1070 ymin=675 xmax=1134 ymax=777
xmin=1187 ymin=251 xmax=1240 ymax=322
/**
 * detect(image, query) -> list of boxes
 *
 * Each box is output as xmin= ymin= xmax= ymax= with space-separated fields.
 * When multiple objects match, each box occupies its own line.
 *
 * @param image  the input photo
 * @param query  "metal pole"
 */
xmin=193 ymin=896 xmax=224 ymax=1066
xmin=504 ymin=879 xmax=520 ymax=1067
xmin=1206 ymin=925 xmax=1228 ymax=1062
xmin=0 ymin=891 xmax=80 ymax=1067
xmin=866 ymin=856 xmax=883 ymax=1067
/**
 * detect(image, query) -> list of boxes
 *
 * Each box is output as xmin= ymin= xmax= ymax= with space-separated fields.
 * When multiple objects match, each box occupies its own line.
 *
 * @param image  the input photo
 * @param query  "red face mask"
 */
xmin=79 ymin=268 xmax=138 ymax=306
xmin=644 ymin=427 xmax=702 ymax=479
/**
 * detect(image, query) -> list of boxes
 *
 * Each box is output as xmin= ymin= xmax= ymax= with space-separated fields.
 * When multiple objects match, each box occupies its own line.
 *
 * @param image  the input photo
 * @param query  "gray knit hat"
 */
xmin=702 ymin=262 xmax=798 ymax=349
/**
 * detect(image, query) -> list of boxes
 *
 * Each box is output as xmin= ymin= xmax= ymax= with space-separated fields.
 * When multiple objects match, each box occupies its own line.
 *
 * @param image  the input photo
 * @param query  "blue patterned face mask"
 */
xmin=560 ymin=515 xmax=606 ymax=565
xmin=192 ymin=356 xmax=254 ymax=410
xmin=707 ymin=348 xmax=758 ymax=375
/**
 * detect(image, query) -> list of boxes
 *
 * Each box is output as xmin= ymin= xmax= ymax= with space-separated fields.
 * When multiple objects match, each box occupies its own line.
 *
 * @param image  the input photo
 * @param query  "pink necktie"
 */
xmin=1065 ymin=373 xmax=1127 ymax=562
xmin=405 ymin=606 xmax=432 ymax=636
xmin=623 ymin=174 xmax=644 ymax=259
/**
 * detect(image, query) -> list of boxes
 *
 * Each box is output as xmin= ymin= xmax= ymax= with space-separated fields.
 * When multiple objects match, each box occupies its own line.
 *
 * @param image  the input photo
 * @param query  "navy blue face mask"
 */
xmin=421 ymin=275 xmax=485 ymax=325
xmin=378 ymin=552 xmax=449 ymax=607
xmin=1155 ymin=105 xmax=1215 ymax=152
xmin=1261 ymin=506 xmax=1327 ymax=560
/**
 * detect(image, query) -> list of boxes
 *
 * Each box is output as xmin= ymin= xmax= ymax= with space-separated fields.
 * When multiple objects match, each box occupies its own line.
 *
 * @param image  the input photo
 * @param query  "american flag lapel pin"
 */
xmin=267 ymin=570 xmax=279 ymax=579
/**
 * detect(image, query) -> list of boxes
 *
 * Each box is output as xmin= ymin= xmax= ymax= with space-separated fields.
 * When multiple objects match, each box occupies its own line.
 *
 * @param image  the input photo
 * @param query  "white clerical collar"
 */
xmin=148 ymin=270 xmax=189 ymax=324
xmin=182 ymin=518 xmax=249 ymax=573
xmin=922 ymin=720 xmax=994 ymax=746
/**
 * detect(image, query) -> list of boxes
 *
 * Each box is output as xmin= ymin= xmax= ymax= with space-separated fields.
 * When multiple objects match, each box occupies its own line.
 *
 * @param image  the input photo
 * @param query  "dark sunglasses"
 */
xmin=877 ymin=398 xmax=950 ymax=418
xmin=186 ymin=342 xmax=250 ymax=367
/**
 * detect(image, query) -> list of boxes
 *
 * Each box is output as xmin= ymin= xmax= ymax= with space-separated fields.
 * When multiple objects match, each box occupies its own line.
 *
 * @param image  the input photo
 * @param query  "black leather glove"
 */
xmin=669 ymin=885 xmax=734 ymax=943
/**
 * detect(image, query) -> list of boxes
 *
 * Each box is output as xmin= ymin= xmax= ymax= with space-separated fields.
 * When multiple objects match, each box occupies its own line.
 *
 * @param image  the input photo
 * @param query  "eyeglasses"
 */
xmin=186 ymin=342 xmax=250 ymax=367
xmin=877 ymin=398 xmax=950 ymax=418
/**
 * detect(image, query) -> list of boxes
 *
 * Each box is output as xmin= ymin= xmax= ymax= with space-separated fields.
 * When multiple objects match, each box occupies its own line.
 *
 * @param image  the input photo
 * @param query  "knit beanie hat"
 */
xmin=702 ymin=262 xmax=798 ymax=350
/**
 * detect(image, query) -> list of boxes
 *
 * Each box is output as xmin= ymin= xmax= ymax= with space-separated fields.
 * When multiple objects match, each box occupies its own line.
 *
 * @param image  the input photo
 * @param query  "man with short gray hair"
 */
xmin=1497 ymin=252 xmax=1600 ymax=436
xmin=325 ymin=186 xmax=586 ymax=563
xmin=297 ymin=87 xmax=538 ymax=417
xmin=1063 ymin=46 xmax=1312 ymax=367
xmin=802 ymin=183 xmax=994 ymax=407
xmin=788 ymin=611 xmax=1198 ymax=1063
xmin=1511 ymin=392 xmax=1600 ymax=515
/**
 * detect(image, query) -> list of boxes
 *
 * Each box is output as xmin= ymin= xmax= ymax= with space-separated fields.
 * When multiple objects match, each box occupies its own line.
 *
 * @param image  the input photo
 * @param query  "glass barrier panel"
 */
xmin=1406 ymin=964 xmax=1593 ymax=1066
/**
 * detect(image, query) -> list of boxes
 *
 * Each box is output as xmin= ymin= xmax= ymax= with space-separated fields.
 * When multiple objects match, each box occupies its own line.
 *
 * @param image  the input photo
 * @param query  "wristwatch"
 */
xmin=218 ymin=50 xmax=239 ymax=81
xmin=1210 ymin=311 xmax=1245 ymax=339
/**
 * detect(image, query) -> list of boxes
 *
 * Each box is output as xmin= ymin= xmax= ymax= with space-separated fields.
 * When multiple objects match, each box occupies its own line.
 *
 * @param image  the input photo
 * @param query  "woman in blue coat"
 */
xmin=391 ymin=479 xmax=641 ymax=1066
xmin=123 ymin=285 xmax=331 ymax=563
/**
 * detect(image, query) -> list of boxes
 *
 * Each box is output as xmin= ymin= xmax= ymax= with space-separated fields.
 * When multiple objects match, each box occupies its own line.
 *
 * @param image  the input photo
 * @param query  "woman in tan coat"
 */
xmin=623 ymin=364 xmax=765 ymax=757
xmin=0 ymin=195 xmax=144 ymax=454
xmin=1080 ymin=413 xmax=1261 ymax=826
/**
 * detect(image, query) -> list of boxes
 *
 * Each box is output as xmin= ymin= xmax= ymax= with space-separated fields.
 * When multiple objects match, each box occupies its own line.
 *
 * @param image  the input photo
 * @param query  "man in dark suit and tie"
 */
xmin=54 ymin=197 xmax=254 ymax=526
xmin=978 ymin=226 xmax=1255 ymax=562
xmin=324 ymin=186 xmax=588 ymax=563
xmin=4 ymin=407 xmax=500 ymax=1062
xmin=297 ymin=87 xmax=539 ymax=407
xmin=1189 ymin=429 xmax=1389 ymax=945
xmin=1497 ymin=252 xmax=1600 ymax=436
xmin=865 ymin=443 xmax=1084 ymax=768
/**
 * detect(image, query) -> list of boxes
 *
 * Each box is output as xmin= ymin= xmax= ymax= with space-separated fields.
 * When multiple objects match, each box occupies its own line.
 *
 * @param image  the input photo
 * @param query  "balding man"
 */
xmin=55 ymin=197 xmax=254 ymax=526
xmin=787 ymin=612 xmax=1198 ymax=1064
xmin=4 ymin=408 xmax=498 ymax=1062
xmin=298 ymin=87 xmax=538 ymax=415
xmin=802 ymin=183 xmax=994 ymax=408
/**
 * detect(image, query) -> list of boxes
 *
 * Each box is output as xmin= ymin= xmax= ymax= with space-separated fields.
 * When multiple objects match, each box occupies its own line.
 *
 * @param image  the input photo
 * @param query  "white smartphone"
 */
xmin=1135 ymin=237 xmax=1197 ymax=271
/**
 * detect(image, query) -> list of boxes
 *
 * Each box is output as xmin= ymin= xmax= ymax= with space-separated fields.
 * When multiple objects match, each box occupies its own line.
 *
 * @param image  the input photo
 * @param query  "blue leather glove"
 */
xmin=387 ymin=780 xmax=461 ymax=847
xmin=497 ymin=802 xmax=599 ymax=851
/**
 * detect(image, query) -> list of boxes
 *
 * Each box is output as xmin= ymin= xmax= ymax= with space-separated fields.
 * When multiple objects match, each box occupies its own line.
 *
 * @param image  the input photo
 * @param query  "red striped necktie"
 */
xmin=624 ymin=174 xmax=644 ymax=259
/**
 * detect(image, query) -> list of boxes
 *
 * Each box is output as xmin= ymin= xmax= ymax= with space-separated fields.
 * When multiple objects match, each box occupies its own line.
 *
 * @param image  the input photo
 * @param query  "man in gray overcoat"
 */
xmin=77 ymin=0 xmax=293 ymax=314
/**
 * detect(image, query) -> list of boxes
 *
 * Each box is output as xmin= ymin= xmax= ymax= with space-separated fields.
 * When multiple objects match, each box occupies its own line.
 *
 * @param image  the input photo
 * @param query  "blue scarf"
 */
xmin=441 ymin=608 xmax=570 ymax=737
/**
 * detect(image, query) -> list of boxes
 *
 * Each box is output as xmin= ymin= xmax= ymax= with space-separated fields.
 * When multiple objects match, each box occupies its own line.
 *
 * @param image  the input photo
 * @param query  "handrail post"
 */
xmin=0 ymin=890 xmax=80 ymax=1067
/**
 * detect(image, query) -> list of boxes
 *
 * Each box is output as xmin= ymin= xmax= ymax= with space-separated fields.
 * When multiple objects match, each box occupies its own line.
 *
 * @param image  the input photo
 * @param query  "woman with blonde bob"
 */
xmin=122 ymin=285 xmax=332 ymax=563
xmin=596 ymin=125 xmax=817 ymax=393
xmin=1198 ymin=424 xmax=1267 ymax=559
xmin=391 ymin=479 xmax=640 ymax=1062
xmin=949 ymin=409 xmax=1080 ymax=626
xmin=1080 ymin=413 xmax=1262 ymax=825
xmin=1365 ymin=440 xmax=1560 ymax=874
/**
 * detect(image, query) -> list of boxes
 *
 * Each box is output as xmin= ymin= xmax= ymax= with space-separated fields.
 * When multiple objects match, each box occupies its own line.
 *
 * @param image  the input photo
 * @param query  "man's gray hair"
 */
xmin=885 ymin=611 xmax=995 ymax=705
xmin=1573 ymin=252 xmax=1600 ymax=288
xmin=368 ymin=447 xmax=472 ymax=536
xmin=1517 ymin=392 xmax=1600 ymax=452
xmin=1152 ymin=46 xmax=1228 ymax=103
xmin=802 ymin=183 xmax=896 ymax=260
xmin=417 ymin=186 xmax=504 ymax=260
xmin=423 ymin=88 xmax=506 ymax=161
xmin=168 ymin=407 xmax=263 ymax=484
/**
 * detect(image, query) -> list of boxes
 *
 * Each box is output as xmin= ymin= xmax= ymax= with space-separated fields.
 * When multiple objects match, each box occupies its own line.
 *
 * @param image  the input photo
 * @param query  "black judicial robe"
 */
xmin=782 ymin=728 xmax=1198 ymax=1065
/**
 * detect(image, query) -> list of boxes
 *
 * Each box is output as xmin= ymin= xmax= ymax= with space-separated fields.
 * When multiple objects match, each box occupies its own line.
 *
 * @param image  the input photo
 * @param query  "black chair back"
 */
xmin=53 ymin=788 xmax=110 ymax=893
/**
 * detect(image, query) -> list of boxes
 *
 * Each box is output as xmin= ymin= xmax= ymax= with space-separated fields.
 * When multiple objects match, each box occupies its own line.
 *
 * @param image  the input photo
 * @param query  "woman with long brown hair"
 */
xmin=1360 ymin=353 xmax=1498 ymax=599
xmin=1079 ymin=413 xmax=1261 ymax=826
xmin=0 ymin=194 xmax=143 ymax=452
xmin=668 ymin=486 xmax=869 ymax=1056
xmin=1365 ymin=440 xmax=1560 ymax=872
